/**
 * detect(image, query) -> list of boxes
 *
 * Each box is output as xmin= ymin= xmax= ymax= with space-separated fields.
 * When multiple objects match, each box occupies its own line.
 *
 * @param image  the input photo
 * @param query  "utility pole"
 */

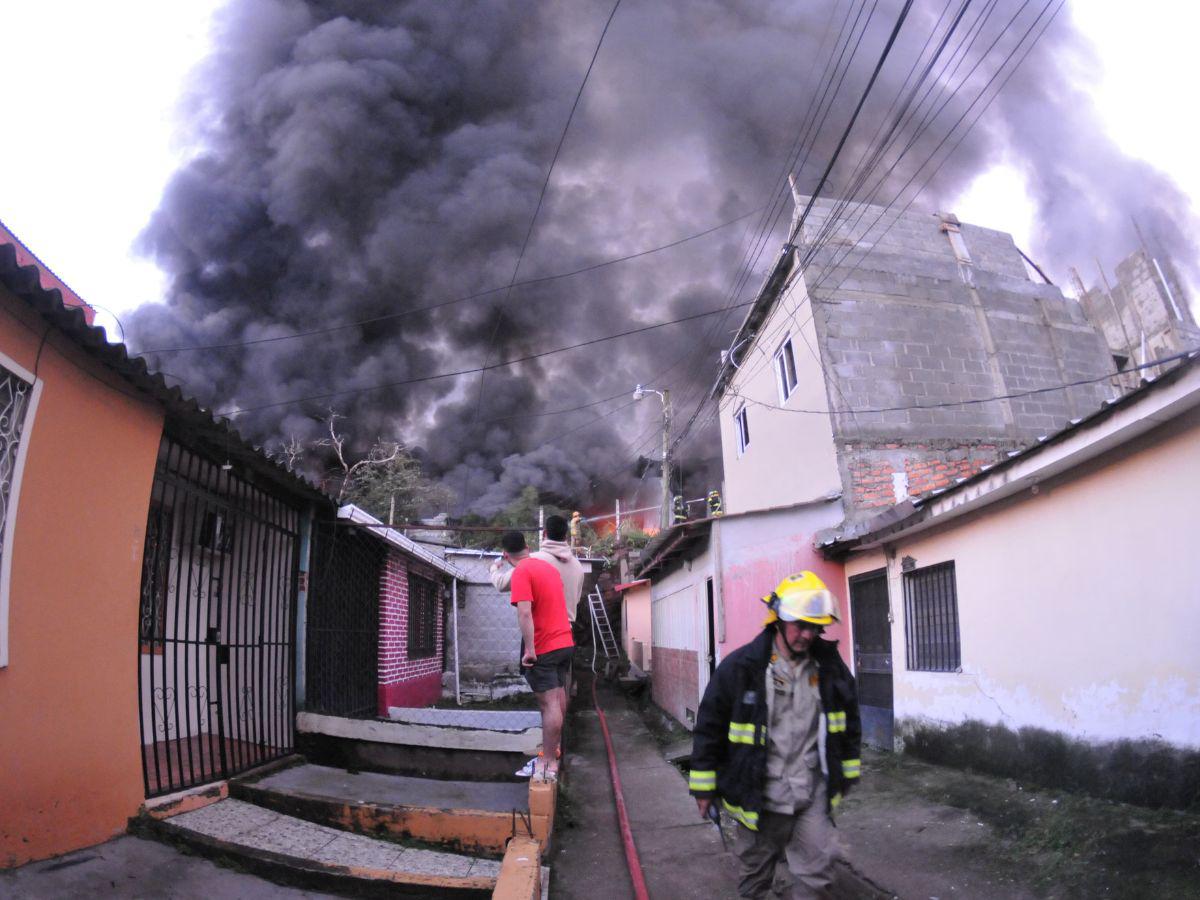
xmin=633 ymin=384 xmax=673 ymax=530
xmin=660 ymin=389 xmax=672 ymax=531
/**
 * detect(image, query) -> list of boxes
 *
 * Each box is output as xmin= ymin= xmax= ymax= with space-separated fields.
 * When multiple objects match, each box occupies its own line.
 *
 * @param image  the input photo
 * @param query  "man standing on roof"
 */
xmin=689 ymin=572 xmax=861 ymax=899
xmin=498 ymin=529 xmax=574 ymax=780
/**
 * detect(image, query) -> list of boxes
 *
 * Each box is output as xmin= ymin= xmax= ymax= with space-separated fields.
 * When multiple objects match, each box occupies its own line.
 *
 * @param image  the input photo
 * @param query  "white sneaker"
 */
xmin=515 ymin=756 xmax=539 ymax=778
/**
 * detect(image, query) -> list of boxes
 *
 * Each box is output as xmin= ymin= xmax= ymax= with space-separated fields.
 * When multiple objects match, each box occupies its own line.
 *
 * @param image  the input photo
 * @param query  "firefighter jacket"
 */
xmin=688 ymin=626 xmax=862 ymax=830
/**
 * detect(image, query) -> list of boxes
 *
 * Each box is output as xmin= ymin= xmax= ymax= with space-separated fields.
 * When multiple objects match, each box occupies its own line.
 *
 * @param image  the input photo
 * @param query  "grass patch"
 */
xmin=872 ymin=751 xmax=1200 ymax=899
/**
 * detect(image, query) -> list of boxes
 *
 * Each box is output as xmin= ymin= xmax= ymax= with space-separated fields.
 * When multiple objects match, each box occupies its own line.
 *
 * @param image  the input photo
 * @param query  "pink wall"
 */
xmin=717 ymin=506 xmax=850 ymax=668
xmin=378 ymin=550 xmax=445 ymax=714
xmin=652 ymin=646 xmax=701 ymax=728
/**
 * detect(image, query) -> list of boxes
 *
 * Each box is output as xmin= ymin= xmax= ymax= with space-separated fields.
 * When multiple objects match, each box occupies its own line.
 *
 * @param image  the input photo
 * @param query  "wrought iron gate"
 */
xmin=305 ymin=522 xmax=383 ymax=718
xmin=137 ymin=437 xmax=301 ymax=797
xmin=850 ymin=569 xmax=894 ymax=750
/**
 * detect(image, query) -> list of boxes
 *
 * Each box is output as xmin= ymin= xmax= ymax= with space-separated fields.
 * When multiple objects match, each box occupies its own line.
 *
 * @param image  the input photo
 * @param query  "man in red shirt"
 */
xmin=502 ymin=530 xmax=574 ymax=779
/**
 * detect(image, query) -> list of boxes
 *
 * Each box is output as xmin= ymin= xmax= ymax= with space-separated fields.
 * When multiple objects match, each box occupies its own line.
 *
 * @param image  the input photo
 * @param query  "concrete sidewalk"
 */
xmin=552 ymin=676 xmax=890 ymax=899
xmin=551 ymin=675 xmax=737 ymax=899
xmin=0 ymin=835 xmax=335 ymax=899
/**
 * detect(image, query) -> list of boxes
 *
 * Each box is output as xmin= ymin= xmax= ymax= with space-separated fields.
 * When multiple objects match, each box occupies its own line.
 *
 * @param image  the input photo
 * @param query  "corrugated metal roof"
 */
xmin=0 ymin=239 xmax=330 ymax=506
xmin=337 ymin=505 xmax=463 ymax=578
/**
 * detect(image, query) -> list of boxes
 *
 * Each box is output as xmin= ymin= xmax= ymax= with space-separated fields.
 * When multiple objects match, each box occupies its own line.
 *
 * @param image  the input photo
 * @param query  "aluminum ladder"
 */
xmin=588 ymin=586 xmax=620 ymax=673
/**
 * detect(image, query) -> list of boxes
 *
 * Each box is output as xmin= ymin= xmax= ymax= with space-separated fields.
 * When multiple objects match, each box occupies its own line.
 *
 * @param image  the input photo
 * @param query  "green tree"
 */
xmin=341 ymin=451 xmax=453 ymax=523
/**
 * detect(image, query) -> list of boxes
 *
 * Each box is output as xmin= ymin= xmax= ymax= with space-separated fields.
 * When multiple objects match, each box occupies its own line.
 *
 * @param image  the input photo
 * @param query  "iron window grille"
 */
xmin=0 ymin=364 xmax=33 ymax=668
xmin=775 ymin=336 xmax=798 ymax=402
xmin=139 ymin=500 xmax=174 ymax=653
xmin=407 ymin=572 xmax=438 ymax=659
xmin=903 ymin=561 xmax=961 ymax=672
xmin=734 ymin=404 xmax=750 ymax=456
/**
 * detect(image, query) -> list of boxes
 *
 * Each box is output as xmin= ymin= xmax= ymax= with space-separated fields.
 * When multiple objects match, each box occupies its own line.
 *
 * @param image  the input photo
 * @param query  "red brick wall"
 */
xmin=652 ymin=645 xmax=701 ymax=730
xmin=846 ymin=442 xmax=1004 ymax=511
xmin=378 ymin=549 xmax=445 ymax=714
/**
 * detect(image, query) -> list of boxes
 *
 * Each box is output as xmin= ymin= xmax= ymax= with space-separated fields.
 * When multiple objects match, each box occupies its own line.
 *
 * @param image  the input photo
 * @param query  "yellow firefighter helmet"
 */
xmin=761 ymin=571 xmax=840 ymax=627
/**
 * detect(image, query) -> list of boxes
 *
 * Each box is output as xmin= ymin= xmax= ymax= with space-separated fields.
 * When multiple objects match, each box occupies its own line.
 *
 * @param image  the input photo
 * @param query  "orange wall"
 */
xmin=0 ymin=287 xmax=163 ymax=867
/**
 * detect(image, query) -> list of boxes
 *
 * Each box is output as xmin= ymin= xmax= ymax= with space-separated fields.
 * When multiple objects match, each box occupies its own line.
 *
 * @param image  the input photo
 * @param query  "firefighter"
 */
xmin=568 ymin=510 xmax=582 ymax=547
xmin=707 ymin=489 xmax=723 ymax=517
xmin=689 ymin=572 xmax=861 ymax=899
xmin=673 ymin=494 xmax=687 ymax=524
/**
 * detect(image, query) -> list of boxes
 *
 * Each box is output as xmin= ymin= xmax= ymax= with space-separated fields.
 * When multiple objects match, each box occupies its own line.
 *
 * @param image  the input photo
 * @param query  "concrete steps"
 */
xmin=144 ymin=797 xmax=501 ymax=897
xmin=231 ymin=762 xmax=536 ymax=856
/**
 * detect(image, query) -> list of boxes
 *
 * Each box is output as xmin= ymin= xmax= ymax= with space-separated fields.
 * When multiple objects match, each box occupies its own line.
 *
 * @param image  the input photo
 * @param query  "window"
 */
xmin=139 ymin=501 xmax=174 ymax=653
xmin=734 ymin=405 xmax=750 ymax=456
xmin=903 ymin=561 xmax=960 ymax=672
xmin=407 ymin=572 xmax=438 ymax=659
xmin=774 ymin=336 xmax=798 ymax=403
xmin=0 ymin=358 xmax=37 ymax=669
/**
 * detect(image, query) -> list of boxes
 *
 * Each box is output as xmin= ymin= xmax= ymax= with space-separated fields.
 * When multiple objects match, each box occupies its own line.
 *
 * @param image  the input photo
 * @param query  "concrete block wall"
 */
xmin=1081 ymin=250 xmax=1199 ymax=368
xmin=796 ymin=199 xmax=1114 ymax=516
xmin=447 ymin=554 xmax=523 ymax=682
xmin=378 ymin=549 xmax=445 ymax=712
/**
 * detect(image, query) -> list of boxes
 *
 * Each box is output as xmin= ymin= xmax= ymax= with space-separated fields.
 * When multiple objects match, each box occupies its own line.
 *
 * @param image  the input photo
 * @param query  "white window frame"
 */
xmin=774 ymin=335 xmax=798 ymax=403
xmin=733 ymin=404 xmax=750 ymax=457
xmin=0 ymin=349 xmax=42 ymax=669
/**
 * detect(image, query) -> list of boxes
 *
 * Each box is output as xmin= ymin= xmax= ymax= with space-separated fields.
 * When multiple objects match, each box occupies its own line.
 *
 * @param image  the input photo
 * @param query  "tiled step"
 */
xmin=143 ymin=797 xmax=500 ymax=897
xmin=231 ymin=762 xmax=538 ymax=855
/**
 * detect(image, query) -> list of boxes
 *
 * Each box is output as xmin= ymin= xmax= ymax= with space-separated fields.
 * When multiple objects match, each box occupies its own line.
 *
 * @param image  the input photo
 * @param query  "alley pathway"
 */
xmin=551 ymin=673 xmax=736 ymax=899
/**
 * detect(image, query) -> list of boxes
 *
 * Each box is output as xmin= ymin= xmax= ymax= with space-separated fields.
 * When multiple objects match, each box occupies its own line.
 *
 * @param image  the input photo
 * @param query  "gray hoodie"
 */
xmin=490 ymin=539 xmax=586 ymax=623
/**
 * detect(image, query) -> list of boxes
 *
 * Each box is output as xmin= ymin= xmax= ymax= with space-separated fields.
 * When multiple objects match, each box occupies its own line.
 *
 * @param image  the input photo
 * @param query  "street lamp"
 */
xmin=633 ymin=384 xmax=672 ymax=530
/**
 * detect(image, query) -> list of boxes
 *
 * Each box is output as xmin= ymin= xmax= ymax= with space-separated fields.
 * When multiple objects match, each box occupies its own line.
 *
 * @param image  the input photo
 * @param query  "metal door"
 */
xmin=137 ymin=437 xmax=301 ymax=797
xmin=849 ymin=569 xmax=893 ymax=749
xmin=305 ymin=522 xmax=384 ymax=718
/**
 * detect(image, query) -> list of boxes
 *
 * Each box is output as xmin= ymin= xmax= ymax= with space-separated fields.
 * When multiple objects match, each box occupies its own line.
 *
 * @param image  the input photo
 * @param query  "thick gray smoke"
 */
xmin=129 ymin=0 xmax=1197 ymax=513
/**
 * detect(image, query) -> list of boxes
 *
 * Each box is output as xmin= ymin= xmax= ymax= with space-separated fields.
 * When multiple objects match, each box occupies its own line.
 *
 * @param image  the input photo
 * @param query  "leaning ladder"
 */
xmin=588 ymin=587 xmax=620 ymax=673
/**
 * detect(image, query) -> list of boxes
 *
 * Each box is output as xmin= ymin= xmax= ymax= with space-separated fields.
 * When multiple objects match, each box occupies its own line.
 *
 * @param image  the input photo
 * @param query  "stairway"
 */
xmin=140 ymin=760 xmax=553 ymax=897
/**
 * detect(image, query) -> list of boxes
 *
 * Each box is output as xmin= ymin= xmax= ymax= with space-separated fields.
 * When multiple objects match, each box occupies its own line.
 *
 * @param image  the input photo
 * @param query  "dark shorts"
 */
xmin=523 ymin=646 xmax=574 ymax=693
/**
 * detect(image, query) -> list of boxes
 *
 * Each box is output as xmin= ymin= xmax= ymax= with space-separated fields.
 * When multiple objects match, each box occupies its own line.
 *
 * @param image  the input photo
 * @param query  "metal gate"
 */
xmin=849 ymin=569 xmax=894 ymax=750
xmin=305 ymin=523 xmax=384 ymax=718
xmin=137 ymin=436 xmax=300 ymax=797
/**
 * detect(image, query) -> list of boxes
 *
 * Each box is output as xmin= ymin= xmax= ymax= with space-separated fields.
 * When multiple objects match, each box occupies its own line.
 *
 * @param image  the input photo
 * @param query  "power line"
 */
xmin=216 ymin=297 xmax=756 ymax=417
xmin=467 ymin=0 xmax=624 ymax=467
xmin=725 ymin=0 xmax=1061 ymax=400
xmin=139 ymin=206 xmax=758 ymax=355
xmin=673 ymin=0 xmax=917 ymax=452
xmin=727 ymin=343 xmax=1195 ymax=416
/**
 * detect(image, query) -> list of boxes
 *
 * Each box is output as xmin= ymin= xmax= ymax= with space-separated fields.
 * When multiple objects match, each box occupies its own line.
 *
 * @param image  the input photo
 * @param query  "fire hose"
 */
xmin=592 ymin=677 xmax=650 ymax=900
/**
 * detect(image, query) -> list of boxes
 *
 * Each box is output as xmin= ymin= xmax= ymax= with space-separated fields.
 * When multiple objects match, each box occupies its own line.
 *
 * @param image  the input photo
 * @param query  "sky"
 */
xmin=0 ymin=1 xmax=1197 ymax=513
xmin=0 ymin=2 xmax=1195 ymax=332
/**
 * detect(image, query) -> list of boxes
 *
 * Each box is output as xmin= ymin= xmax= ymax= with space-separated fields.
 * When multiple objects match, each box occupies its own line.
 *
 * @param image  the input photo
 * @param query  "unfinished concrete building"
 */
xmin=1077 ymin=248 xmax=1200 ymax=384
xmin=714 ymin=196 xmax=1116 ymax=521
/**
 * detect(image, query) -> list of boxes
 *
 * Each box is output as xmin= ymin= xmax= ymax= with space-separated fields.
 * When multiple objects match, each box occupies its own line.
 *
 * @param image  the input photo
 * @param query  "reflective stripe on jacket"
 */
xmin=688 ymin=626 xmax=862 ymax=829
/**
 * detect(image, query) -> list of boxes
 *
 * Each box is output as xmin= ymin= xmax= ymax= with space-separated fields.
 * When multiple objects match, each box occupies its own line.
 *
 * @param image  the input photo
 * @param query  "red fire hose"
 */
xmin=592 ymin=677 xmax=651 ymax=900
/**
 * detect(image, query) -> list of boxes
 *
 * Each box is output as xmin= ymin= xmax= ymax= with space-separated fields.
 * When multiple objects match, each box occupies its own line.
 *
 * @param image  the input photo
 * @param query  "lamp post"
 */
xmin=634 ymin=384 xmax=672 ymax=530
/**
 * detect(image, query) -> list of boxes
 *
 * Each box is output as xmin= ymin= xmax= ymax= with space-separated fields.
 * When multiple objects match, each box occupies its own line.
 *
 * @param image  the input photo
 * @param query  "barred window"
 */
xmin=0 ymin=363 xmax=34 ymax=669
xmin=407 ymin=572 xmax=438 ymax=659
xmin=903 ymin=561 xmax=961 ymax=672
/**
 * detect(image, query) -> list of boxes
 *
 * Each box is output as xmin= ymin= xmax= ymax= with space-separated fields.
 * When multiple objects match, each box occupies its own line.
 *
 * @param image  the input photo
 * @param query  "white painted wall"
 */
xmin=844 ymin=404 xmax=1200 ymax=750
xmin=718 ymin=270 xmax=841 ymax=515
xmin=650 ymin=543 xmax=715 ymax=700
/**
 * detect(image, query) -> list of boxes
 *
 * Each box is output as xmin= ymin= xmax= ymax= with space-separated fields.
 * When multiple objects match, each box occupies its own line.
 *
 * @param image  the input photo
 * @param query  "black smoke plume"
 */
xmin=128 ymin=0 xmax=1197 ymax=513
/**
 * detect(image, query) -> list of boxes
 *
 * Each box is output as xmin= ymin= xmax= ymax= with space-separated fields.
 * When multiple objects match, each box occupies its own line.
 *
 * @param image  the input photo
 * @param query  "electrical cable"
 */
xmin=720 ymin=0 xmax=1061 ymax=403
xmin=215 ymin=297 xmax=757 ymax=417
xmin=672 ymin=0 xmax=917 ymax=452
xmin=462 ymin=0 xmax=623 ymax=504
xmin=139 ymin=205 xmax=758 ymax=355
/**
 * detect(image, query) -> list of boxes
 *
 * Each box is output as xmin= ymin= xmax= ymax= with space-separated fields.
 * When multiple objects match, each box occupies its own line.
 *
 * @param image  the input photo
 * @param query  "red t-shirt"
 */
xmin=510 ymin=557 xmax=574 ymax=656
